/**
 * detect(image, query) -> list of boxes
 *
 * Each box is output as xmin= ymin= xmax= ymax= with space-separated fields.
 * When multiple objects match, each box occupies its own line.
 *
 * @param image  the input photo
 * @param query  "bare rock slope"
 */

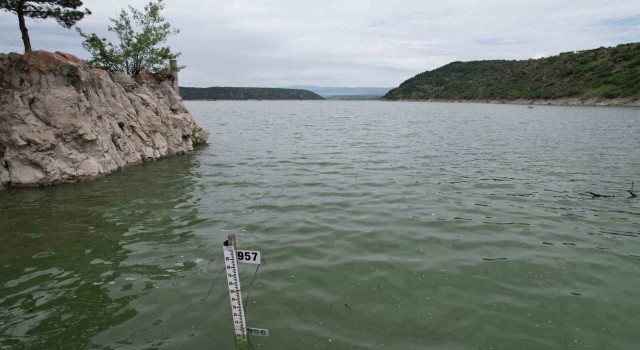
xmin=0 ymin=51 xmax=208 ymax=189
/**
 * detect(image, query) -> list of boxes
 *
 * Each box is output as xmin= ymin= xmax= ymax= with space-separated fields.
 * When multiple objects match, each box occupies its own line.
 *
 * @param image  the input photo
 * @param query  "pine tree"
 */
xmin=0 ymin=0 xmax=91 ymax=53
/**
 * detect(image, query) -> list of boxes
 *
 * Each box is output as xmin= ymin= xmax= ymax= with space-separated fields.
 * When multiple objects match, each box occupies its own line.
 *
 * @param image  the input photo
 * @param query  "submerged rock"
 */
xmin=0 ymin=51 xmax=209 ymax=189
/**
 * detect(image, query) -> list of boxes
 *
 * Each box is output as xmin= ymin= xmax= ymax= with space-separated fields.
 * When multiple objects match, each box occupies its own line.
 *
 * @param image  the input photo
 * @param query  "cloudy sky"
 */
xmin=1 ymin=0 xmax=639 ymax=87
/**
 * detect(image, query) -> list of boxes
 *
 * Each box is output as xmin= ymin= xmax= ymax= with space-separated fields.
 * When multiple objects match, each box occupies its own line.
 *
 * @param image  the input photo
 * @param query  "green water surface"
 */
xmin=1 ymin=101 xmax=639 ymax=349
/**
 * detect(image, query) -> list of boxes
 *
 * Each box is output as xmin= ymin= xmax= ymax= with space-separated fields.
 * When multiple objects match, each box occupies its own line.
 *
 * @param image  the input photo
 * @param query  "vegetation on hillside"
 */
xmin=180 ymin=87 xmax=324 ymax=100
xmin=383 ymin=43 xmax=640 ymax=101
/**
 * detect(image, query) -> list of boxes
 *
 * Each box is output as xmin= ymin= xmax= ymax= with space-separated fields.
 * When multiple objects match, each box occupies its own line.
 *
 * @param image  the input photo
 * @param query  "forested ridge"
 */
xmin=384 ymin=43 xmax=640 ymax=101
xmin=180 ymin=87 xmax=324 ymax=100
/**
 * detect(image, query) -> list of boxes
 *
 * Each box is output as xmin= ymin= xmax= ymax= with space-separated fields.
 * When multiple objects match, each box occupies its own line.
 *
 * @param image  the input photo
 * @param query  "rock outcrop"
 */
xmin=0 ymin=51 xmax=208 ymax=190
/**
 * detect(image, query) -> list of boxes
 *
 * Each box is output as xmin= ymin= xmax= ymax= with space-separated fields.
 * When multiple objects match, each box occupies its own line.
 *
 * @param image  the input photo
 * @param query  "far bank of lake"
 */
xmin=385 ymin=97 xmax=640 ymax=107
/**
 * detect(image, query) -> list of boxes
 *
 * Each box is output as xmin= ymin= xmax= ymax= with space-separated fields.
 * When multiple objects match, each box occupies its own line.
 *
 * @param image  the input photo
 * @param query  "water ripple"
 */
xmin=1 ymin=101 xmax=639 ymax=349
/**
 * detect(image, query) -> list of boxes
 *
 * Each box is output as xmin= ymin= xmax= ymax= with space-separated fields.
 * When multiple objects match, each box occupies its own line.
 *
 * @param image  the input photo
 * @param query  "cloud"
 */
xmin=593 ymin=14 xmax=640 ymax=43
xmin=1 ymin=0 xmax=639 ymax=87
xmin=597 ymin=15 xmax=640 ymax=28
xmin=473 ymin=38 xmax=525 ymax=46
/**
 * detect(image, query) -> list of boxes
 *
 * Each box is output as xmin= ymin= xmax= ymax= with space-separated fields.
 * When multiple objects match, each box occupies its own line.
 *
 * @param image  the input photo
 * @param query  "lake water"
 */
xmin=1 ymin=101 xmax=639 ymax=350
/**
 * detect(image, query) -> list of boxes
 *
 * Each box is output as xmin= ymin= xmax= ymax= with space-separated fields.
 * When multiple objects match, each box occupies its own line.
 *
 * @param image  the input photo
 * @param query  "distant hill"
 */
xmin=180 ymin=87 xmax=324 ymax=100
xmin=288 ymin=86 xmax=392 ymax=97
xmin=383 ymin=43 xmax=640 ymax=103
xmin=324 ymin=95 xmax=383 ymax=100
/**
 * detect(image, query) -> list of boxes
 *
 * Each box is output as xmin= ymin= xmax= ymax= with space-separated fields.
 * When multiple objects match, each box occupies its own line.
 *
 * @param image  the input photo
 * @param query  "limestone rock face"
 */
xmin=0 ymin=51 xmax=209 ymax=189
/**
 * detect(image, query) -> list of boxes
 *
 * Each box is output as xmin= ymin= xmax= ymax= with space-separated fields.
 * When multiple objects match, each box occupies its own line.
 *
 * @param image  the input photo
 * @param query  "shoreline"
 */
xmin=184 ymin=98 xmax=640 ymax=106
xmin=382 ymin=97 xmax=640 ymax=107
xmin=182 ymin=98 xmax=324 ymax=101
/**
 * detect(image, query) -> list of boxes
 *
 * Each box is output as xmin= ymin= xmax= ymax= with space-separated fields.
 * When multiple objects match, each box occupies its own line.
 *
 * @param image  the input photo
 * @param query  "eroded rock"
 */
xmin=0 ymin=50 xmax=209 ymax=189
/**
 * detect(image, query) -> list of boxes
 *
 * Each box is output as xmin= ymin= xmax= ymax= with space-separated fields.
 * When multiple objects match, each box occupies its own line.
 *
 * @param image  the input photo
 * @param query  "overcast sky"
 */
xmin=1 ymin=0 xmax=639 ymax=87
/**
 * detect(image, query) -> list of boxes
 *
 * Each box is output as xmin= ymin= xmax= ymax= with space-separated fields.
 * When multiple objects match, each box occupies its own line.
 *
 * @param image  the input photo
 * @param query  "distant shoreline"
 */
xmin=183 ymin=99 xmax=326 ymax=101
xmin=182 ymin=97 xmax=640 ymax=106
xmin=179 ymin=86 xmax=323 ymax=100
xmin=383 ymin=97 xmax=640 ymax=107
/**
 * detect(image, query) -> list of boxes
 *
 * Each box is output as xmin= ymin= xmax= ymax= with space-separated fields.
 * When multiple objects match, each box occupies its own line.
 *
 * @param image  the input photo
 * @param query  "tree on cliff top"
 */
xmin=77 ymin=0 xmax=181 ymax=76
xmin=0 ymin=0 xmax=91 ymax=53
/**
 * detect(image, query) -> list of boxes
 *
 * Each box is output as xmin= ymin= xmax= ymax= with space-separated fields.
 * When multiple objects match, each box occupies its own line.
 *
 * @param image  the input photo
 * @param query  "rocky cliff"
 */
xmin=0 ymin=51 xmax=208 ymax=190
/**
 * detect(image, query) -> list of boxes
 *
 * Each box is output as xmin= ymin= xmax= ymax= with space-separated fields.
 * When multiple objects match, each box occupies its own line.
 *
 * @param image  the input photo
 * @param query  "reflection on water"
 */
xmin=0 ymin=153 xmax=210 ymax=349
xmin=1 ymin=101 xmax=640 ymax=349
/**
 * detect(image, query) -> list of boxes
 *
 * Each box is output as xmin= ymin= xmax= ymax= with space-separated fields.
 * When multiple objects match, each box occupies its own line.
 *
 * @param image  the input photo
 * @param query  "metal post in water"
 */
xmin=228 ymin=233 xmax=236 ymax=250
xmin=169 ymin=59 xmax=179 ymax=94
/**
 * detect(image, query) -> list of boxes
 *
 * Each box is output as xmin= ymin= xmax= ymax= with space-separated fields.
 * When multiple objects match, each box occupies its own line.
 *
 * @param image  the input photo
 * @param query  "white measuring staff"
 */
xmin=223 ymin=235 xmax=248 ymax=344
xmin=223 ymin=234 xmax=269 ymax=346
